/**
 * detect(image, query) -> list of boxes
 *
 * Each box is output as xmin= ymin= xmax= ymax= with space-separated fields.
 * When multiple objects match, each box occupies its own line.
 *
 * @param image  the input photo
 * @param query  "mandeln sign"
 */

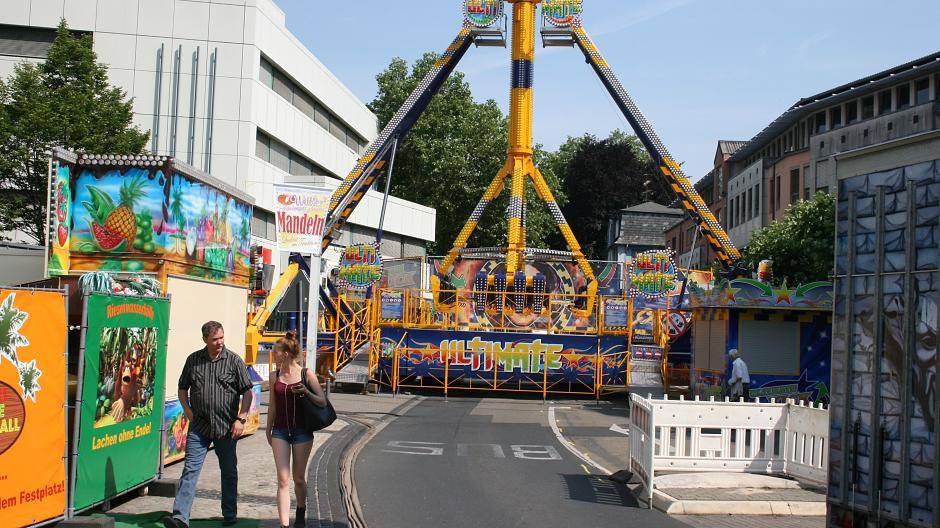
xmin=273 ymin=184 xmax=332 ymax=255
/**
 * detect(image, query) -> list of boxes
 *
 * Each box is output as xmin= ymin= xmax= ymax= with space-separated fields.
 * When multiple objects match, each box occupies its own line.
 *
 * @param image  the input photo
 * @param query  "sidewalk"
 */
xmin=549 ymin=401 xmax=826 ymax=528
xmin=105 ymin=391 xmax=411 ymax=527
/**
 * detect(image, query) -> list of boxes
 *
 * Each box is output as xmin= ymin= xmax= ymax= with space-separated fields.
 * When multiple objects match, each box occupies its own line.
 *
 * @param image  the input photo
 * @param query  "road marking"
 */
xmin=382 ymin=441 xmax=444 ymax=456
xmin=381 ymin=441 xmax=562 ymax=460
xmin=609 ymin=424 xmax=630 ymax=436
xmin=457 ymin=443 xmax=505 ymax=458
xmin=548 ymin=406 xmax=612 ymax=476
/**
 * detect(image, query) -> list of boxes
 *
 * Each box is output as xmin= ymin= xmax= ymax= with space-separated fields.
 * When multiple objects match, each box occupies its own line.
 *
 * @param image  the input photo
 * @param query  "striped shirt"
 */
xmin=179 ymin=347 xmax=253 ymax=439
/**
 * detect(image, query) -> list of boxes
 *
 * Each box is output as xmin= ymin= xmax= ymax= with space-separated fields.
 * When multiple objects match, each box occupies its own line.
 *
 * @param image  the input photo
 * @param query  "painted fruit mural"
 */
xmin=65 ymin=165 xmax=252 ymax=284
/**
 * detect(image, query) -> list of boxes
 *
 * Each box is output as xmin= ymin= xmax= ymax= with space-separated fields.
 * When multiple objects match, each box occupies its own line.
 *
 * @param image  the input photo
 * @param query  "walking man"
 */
xmin=728 ymin=348 xmax=751 ymax=402
xmin=164 ymin=321 xmax=254 ymax=528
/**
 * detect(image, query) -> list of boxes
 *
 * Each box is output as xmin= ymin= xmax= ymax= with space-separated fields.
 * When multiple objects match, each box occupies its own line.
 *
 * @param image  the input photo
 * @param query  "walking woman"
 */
xmin=267 ymin=332 xmax=327 ymax=528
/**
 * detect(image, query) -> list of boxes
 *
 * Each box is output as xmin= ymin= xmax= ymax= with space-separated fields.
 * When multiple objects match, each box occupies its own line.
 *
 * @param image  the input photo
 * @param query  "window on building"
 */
xmin=293 ymin=90 xmax=315 ymax=118
xmin=251 ymin=208 xmax=276 ymax=241
xmin=255 ymin=132 xmax=271 ymax=161
xmin=259 ymin=57 xmax=274 ymax=89
xmin=270 ymin=139 xmax=290 ymax=172
xmin=776 ymin=175 xmax=781 ymax=211
xmin=754 ymin=183 xmax=760 ymax=219
xmin=0 ymin=24 xmax=59 ymax=59
xmin=257 ymin=130 xmax=332 ymax=179
xmin=769 ymin=176 xmax=775 ymax=219
xmin=846 ymin=100 xmax=859 ymax=124
xmin=329 ymin=121 xmax=347 ymax=144
xmin=915 ymin=78 xmax=930 ymax=105
xmin=803 ymin=166 xmax=811 ymax=199
xmin=878 ymin=90 xmax=892 ymax=114
xmin=896 ymin=83 xmax=911 ymax=110
xmin=861 ymin=96 xmax=875 ymax=119
xmin=272 ymin=70 xmax=293 ymax=102
xmin=790 ymin=168 xmax=800 ymax=205
xmin=814 ymin=111 xmax=827 ymax=134
xmin=749 ymin=187 xmax=756 ymax=221
xmin=289 ymin=152 xmax=314 ymax=176
xmin=935 ymin=74 xmax=940 ymax=100
xmin=829 ymin=106 xmax=842 ymax=129
xmin=313 ymin=102 xmax=330 ymax=131
xmin=260 ymin=56 xmax=367 ymax=155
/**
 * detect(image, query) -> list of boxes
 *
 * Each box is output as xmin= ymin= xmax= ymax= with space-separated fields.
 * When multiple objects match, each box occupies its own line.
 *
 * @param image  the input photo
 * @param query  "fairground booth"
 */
xmin=0 ymin=149 xmax=266 ymax=527
xmin=686 ymin=277 xmax=833 ymax=404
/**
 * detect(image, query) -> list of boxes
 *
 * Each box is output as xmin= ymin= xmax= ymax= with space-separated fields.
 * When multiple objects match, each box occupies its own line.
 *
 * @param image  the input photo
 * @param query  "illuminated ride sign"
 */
xmin=542 ymin=0 xmax=583 ymax=27
xmin=629 ymin=250 xmax=679 ymax=299
xmin=338 ymin=243 xmax=383 ymax=290
xmin=464 ymin=0 xmax=504 ymax=28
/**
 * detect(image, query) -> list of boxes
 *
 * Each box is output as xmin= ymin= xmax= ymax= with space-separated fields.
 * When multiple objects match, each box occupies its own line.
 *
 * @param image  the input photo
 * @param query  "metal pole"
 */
xmin=305 ymin=254 xmax=322 ymax=374
xmin=375 ymin=137 xmax=399 ymax=244
xmin=68 ymin=295 xmax=91 ymax=519
xmin=296 ymin=259 xmax=304 ymax=349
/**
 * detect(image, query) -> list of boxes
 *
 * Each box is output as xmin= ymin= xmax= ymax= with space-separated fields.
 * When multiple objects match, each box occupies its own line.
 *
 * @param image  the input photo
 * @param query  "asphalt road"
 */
xmin=355 ymin=396 xmax=690 ymax=528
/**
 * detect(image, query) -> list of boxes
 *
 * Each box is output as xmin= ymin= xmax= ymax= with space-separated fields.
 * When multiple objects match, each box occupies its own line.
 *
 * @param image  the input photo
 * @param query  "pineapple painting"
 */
xmin=81 ymin=175 xmax=146 ymax=252
xmin=107 ymin=176 xmax=146 ymax=244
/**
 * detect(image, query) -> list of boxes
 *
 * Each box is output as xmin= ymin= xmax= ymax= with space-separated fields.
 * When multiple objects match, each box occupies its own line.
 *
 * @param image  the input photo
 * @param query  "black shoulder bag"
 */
xmin=300 ymin=368 xmax=337 ymax=432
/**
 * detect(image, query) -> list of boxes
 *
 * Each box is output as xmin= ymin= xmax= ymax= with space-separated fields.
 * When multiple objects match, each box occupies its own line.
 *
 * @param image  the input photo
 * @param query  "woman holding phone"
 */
xmin=267 ymin=332 xmax=326 ymax=528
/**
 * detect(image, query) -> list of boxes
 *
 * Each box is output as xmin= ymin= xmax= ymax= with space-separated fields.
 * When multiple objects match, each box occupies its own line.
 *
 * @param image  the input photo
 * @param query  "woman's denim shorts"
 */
xmin=271 ymin=427 xmax=313 ymax=445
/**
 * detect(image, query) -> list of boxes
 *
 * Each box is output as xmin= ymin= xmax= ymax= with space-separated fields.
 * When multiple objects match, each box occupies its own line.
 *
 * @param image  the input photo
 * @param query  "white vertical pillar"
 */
xmin=305 ymin=252 xmax=322 ymax=370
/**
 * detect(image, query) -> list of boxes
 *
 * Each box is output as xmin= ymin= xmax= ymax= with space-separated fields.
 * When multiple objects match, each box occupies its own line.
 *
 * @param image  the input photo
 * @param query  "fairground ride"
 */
xmin=250 ymin=0 xmax=740 ymax=396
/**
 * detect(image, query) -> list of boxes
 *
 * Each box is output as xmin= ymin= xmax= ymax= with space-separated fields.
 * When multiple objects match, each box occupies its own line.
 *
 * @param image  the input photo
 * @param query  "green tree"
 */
xmin=0 ymin=21 xmax=149 ymax=244
xmin=549 ymin=130 xmax=669 ymax=259
xmin=741 ymin=191 xmax=835 ymax=285
xmin=369 ymin=53 xmax=565 ymax=254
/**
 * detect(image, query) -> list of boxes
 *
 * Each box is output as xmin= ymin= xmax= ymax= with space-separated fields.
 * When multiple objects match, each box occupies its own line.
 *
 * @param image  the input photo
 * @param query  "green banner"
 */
xmin=73 ymin=293 xmax=169 ymax=511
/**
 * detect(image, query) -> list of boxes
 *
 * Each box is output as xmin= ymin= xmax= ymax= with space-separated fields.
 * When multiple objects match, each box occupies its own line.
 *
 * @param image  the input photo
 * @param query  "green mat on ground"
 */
xmin=93 ymin=511 xmax=260 ymax=527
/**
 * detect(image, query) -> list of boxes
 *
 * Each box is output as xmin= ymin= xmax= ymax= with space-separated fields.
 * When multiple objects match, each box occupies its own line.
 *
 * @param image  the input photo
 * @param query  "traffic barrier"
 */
xmin=628 ymin=393 xmax=829 ymax=506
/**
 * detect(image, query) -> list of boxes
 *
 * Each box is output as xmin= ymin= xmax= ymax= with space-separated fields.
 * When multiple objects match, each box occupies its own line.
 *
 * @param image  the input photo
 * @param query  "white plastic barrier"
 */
xmin=629 ymin=394 xmax=655 ymax=500
xmin=628 ymin=394 xmax=829 ymax=505
xmin=784 ymin=399 xmax=829 ymax=484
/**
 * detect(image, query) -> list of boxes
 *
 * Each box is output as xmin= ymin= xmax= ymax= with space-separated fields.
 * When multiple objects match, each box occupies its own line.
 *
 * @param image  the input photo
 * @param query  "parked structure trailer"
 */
xmin=828 ymin=131 xmax=940 ymax=528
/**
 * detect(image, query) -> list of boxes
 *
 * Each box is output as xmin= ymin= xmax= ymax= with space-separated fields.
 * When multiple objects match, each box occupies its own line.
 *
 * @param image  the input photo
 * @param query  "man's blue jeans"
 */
xmin=172 ymin=429 xmax=238 ymax=525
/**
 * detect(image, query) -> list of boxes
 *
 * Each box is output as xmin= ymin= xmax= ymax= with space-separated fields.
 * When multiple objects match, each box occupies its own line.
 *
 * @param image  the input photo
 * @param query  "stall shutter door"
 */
xmin=738 ymin=320 xmax=799 ymax=375
xmin=707 ymin=320 xmax=727 ymax=371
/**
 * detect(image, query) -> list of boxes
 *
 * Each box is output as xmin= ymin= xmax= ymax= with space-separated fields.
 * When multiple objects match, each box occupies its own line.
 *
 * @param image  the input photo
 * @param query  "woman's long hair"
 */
xmin=275 ymin=331 xmax=303 ymax=365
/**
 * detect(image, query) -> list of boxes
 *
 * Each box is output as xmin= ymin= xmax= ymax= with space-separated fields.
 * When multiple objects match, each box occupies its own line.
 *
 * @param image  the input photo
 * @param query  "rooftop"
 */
xmin=729 ymin=51 xmax=940 ymax=163
xmin=621 ymin=201 xmax=685 ymax=216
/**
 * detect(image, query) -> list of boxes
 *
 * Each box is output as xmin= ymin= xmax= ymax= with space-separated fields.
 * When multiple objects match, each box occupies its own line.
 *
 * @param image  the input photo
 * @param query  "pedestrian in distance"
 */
xmin=267 ymin=332 xmax=327 ymax=528
xmin=164 ymin=321 xmax=254 ymax=528
xmin=728 ymin=348 xmax=751 ymax=402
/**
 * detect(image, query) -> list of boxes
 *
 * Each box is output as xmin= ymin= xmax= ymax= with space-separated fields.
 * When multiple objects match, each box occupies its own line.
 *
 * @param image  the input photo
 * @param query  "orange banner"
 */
xmin=0 ymin=289 xmax=68 ymax=527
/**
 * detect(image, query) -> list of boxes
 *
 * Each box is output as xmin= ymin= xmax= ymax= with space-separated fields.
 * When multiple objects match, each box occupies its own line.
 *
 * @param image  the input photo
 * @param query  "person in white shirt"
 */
xmin=728 ymin=349 xmax=751 ymax=401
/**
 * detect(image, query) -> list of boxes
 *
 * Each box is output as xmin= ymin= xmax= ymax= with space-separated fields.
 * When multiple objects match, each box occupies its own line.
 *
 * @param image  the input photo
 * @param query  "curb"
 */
xmin=337 ymin=397 xmax=424 ymax=528
xmin=652 ymin=489 xmax=826 ymax=516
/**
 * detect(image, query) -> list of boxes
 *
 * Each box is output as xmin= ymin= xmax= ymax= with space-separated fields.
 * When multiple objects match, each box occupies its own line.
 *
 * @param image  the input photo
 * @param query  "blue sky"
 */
xmin=275 ymin=0 xmax=940 ymax=179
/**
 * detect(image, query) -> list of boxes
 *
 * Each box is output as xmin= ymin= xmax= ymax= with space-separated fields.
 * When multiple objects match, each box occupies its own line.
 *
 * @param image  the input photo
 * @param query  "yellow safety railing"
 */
xmin=333 ymin=296 xmax=373 ymax=374
xmin=371 ymin=287 xmax=639 ymax=337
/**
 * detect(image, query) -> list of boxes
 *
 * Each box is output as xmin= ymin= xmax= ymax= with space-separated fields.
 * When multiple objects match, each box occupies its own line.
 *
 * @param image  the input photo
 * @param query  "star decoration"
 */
xmin=773 ymin=281 xmax=794 ymax=305
xmin=725 ymin=287 xmax=741 ymax=304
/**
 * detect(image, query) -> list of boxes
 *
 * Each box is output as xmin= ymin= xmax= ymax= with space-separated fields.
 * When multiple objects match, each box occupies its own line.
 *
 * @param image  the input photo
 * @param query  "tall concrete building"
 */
xmin=0 ymin=0 xmax=435 ymax=270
